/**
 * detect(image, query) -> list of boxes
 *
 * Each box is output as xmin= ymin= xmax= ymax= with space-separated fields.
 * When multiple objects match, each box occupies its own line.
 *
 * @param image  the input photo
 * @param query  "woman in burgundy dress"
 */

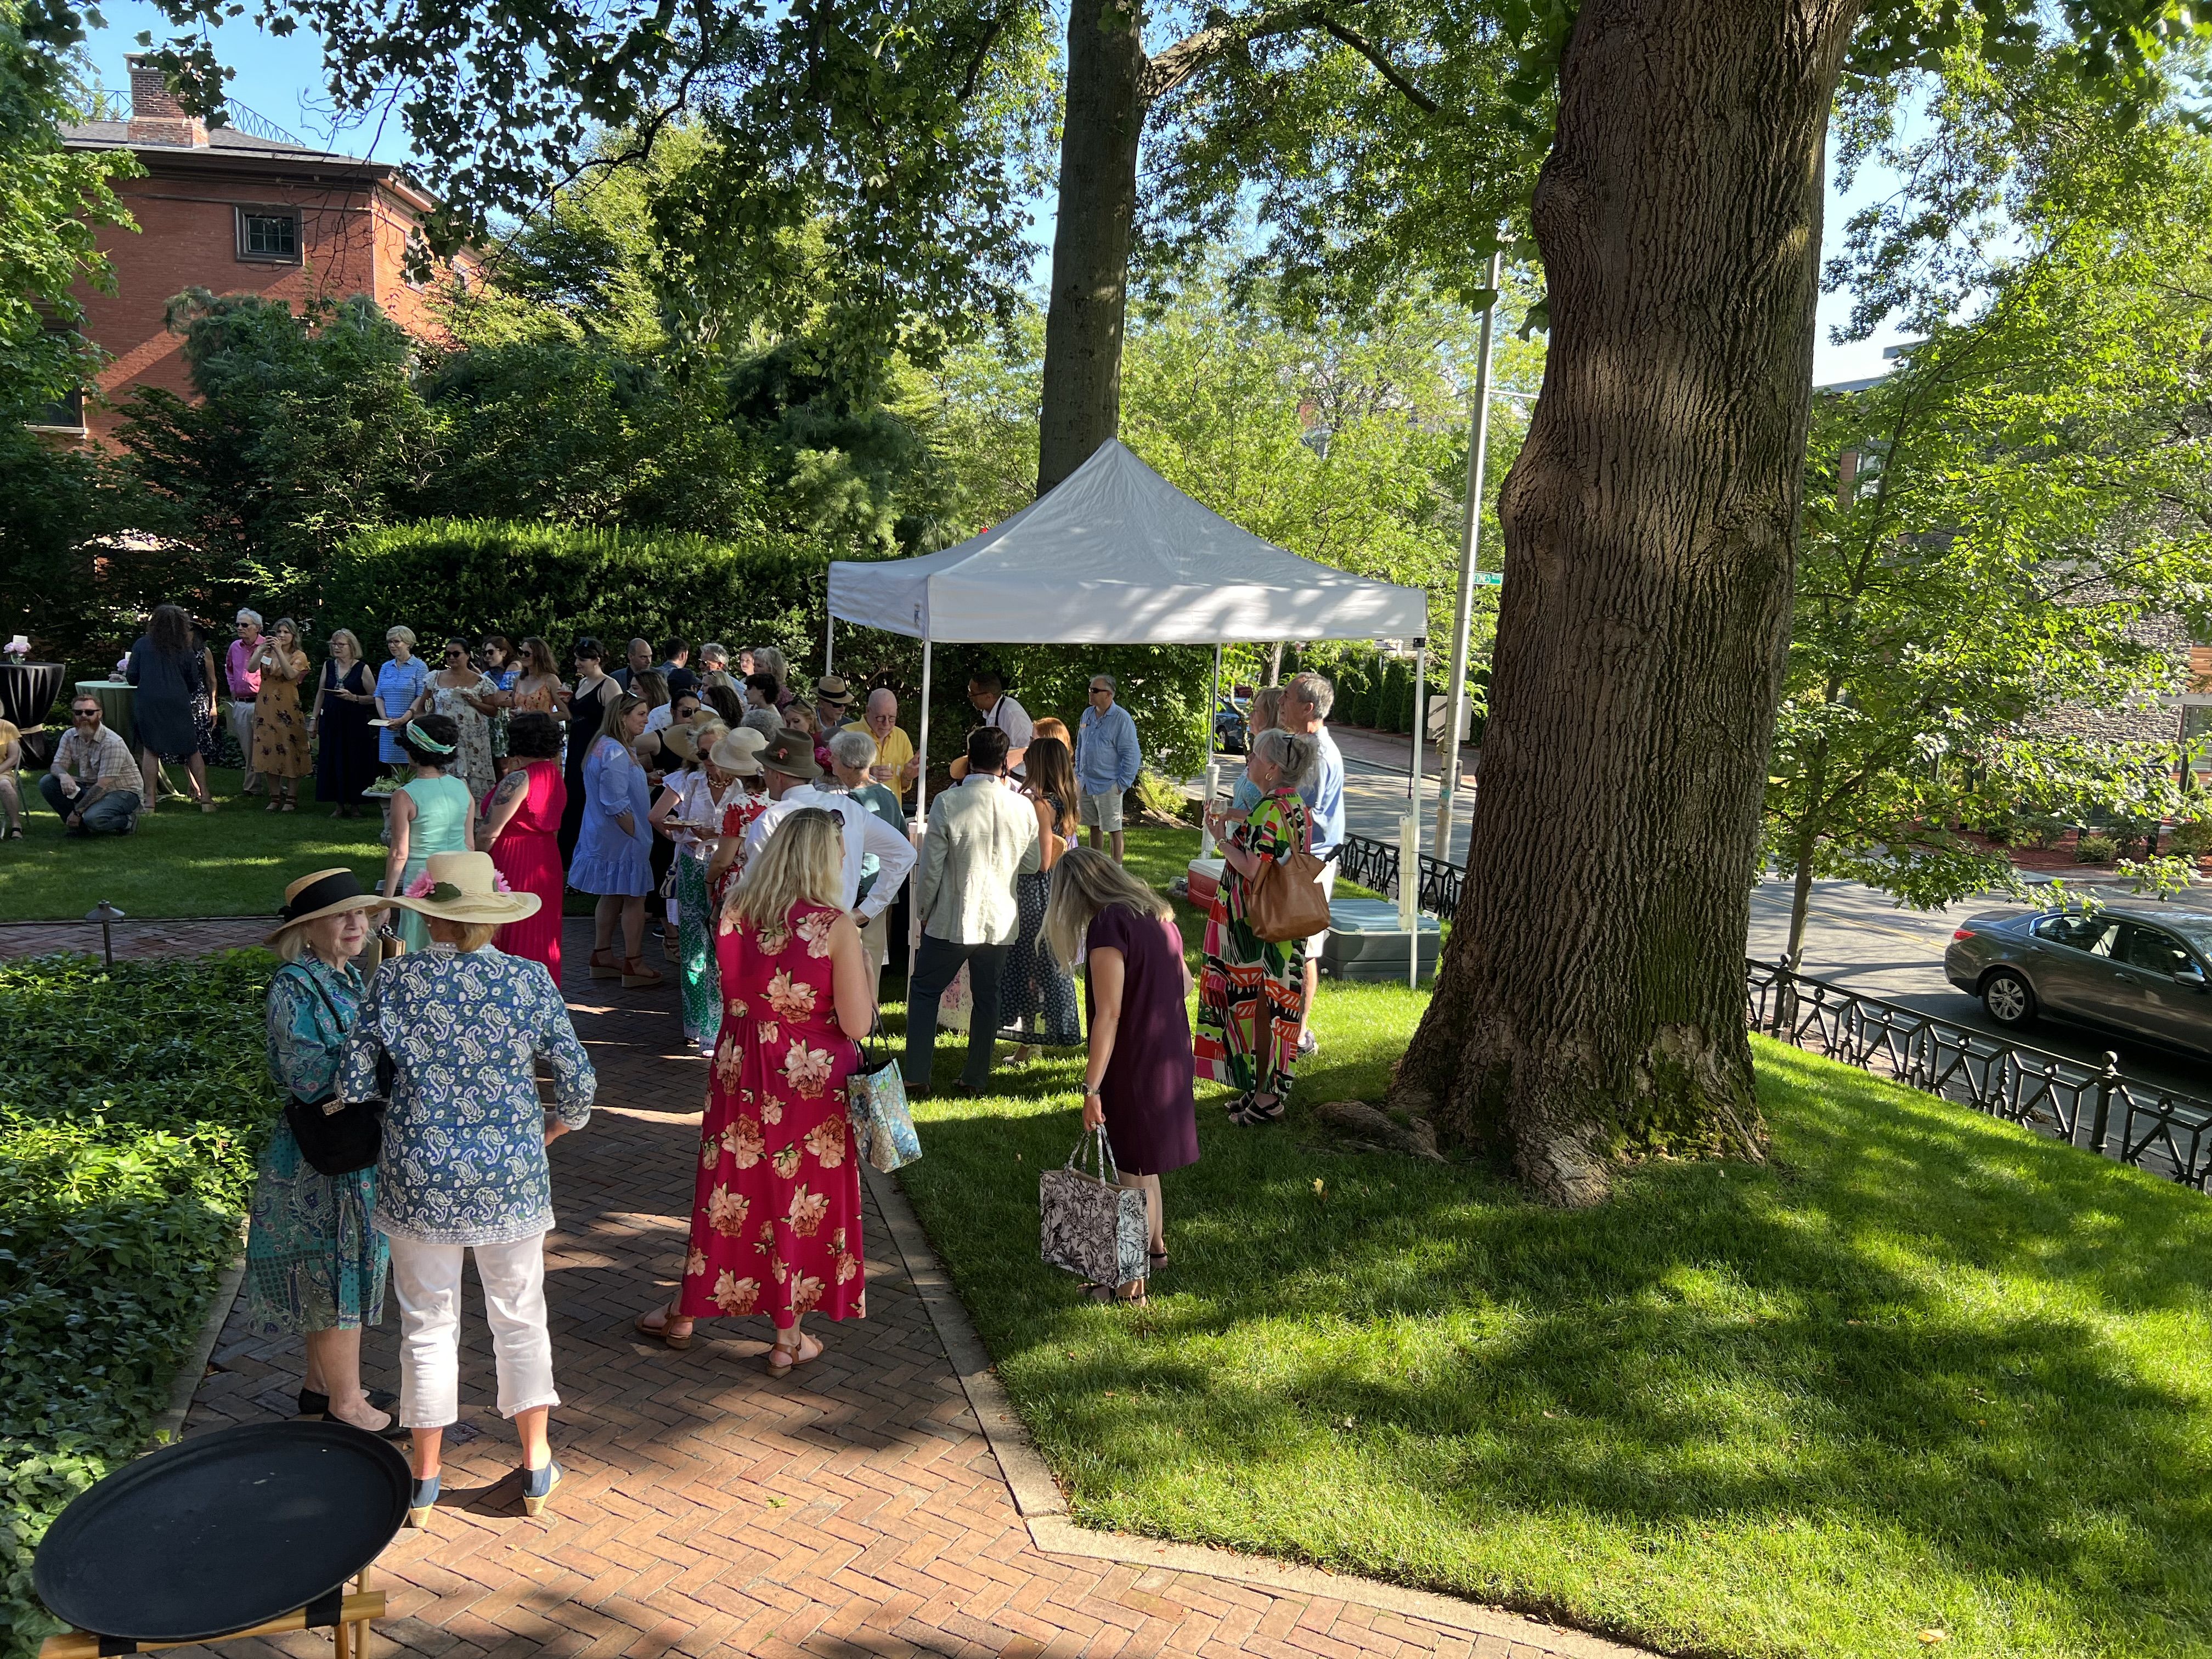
xmin=480 ymin=713 xmax=569 ymax=980
xmin=634 ymin=809 xmax=876 ymax=1373
xmin=1042 ymin=847 xmax=1198 ymax=1305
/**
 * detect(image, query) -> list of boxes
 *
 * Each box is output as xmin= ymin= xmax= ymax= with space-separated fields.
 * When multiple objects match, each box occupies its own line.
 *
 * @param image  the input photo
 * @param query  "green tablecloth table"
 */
xmin=75 ymin=680 xmax=136 ymax=753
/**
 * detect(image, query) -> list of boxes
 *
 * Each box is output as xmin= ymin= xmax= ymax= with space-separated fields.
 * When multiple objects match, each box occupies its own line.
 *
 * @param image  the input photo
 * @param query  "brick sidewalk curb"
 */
xmin=860 ymin=1161 xmax=1654 ymax=1659
xmin=149 ymin=1221 xmax=250 ymax=1449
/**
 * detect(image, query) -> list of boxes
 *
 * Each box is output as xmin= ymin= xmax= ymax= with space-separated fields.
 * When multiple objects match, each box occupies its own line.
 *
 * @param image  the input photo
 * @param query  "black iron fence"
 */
xmin=1338 ymin=832 xmax=2212 ymax=1192
xmin=1746 ymin=957 xmax=2212 ymax=1191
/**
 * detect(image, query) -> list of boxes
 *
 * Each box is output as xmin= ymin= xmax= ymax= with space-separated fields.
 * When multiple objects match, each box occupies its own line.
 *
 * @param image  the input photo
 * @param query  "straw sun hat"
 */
xmin=389 ymin=851 xmax=541 ymax=925
xmin=709 ymin=728 xmax=768 ymax=776
xmin=264 ymin=867 xmax=389 ymax=946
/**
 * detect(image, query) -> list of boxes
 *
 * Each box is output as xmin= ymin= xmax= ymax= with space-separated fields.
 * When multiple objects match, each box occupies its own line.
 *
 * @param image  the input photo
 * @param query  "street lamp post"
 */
xmin=1435 ymin=250 xmax=1505 ymax=861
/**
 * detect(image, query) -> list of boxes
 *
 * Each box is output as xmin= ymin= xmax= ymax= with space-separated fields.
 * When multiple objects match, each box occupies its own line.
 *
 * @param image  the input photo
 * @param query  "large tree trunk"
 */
xmin=1036 ymin=0 xmax=1147 ymax=494
xmin=1389 ymin=0 xmax=1861 ymax=1204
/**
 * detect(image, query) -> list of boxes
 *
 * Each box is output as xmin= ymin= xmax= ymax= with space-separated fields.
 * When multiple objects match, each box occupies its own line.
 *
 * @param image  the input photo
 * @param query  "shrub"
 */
xmin=0 ymin=952 xmax=275 ymax=1657
xmin=2074 ymin=833 xmax=2119 ymax=864
xmin=2171 ymin=818 xmax=2212 ymax=859
xmin=1133 ymin=768 xmax=1197 ymax=825
xmin=317 ymin=518 xmax=831 ymax=663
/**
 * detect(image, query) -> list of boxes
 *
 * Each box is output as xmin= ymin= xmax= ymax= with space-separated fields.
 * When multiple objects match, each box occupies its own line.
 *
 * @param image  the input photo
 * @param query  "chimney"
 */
xmin=125 ymin=54 xmax=208 ymax=147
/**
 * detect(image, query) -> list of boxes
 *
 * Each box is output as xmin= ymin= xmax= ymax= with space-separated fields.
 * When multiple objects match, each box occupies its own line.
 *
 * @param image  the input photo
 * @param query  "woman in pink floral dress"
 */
xmin=634 ymin=809 xmax=876 ymax=1373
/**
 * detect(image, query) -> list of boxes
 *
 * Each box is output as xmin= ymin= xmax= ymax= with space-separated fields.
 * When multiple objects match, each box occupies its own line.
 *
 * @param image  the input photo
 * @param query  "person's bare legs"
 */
xmin=515 ymin=1404 xmax=552 ymax=1471
xmin=593 ymin=894 xmax=622 ymax=955
xmin=1087 ymin=825 xmax=1102 ymax=852
xmin=137 ymin=746 xmax=159 ymax=812
xmin=1296 ymin=956 xmax=1320 ymax=1051
xmin=1109 ymin=828 xmax=1126 ymax=864
xmin=185 ymin=753 xmax=212 ymax=808
xmin=411 ymin=1425 xmax=443 ymax=1485
xmin=0 ymin=772 xmax=20 ymax=833
xmin=622 ymin=895 xmax=647 ymax=962
xmin=302 ymin=1327 xmax=389 ymax=1430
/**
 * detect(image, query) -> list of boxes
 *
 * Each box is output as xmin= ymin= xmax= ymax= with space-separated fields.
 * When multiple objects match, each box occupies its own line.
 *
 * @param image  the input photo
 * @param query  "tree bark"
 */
xmin=1389 ymin=0 xmax=1861 ymax=1204
xmin=1036 ymin=0 xmax=1147 ymax=494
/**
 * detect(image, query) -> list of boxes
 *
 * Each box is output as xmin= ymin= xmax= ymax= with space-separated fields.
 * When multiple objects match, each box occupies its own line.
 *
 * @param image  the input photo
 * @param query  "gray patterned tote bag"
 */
xmin=1039 ymin=1128 xmax=1149 ymax=1288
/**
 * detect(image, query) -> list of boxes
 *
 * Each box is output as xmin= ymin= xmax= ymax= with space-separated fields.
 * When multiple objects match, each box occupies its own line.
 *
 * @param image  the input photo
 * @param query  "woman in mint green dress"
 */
xmin=381 ymin=715 xmax=477 ymax=950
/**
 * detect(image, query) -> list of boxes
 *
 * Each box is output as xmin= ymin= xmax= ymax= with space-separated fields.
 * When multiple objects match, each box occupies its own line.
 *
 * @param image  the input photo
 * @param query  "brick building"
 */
xmin=37 ymin=56 xmax=467 ymax=444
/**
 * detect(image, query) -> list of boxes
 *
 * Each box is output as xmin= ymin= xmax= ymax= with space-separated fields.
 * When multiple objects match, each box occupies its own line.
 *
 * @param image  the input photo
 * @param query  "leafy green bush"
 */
xmin=0 ymin=953 xmax=275 ymax=1657
xmin=2166 ymin=817 xmax=2212 ymax=858
xmin=2074 ymin=832 xmax=2119 ymax=863
xmin=318 ymin=518 xmax=830 ymax=663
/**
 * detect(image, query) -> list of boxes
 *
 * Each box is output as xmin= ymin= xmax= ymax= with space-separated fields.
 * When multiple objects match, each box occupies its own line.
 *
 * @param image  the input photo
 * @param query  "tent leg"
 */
xmin=1408 ymin=644 xmax=1426 ymax=990
xmin=911 ymin=638 xmax=932 ymax=983
xmin=824 ymin=617 xmax=834 ymax=677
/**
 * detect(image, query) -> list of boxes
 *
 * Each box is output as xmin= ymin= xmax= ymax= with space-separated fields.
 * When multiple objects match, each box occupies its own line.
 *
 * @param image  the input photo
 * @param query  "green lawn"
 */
xmin=896 ymin=1000 xmax=2212 ymax=1658
xmin=1 ymin=767 xmax=390 ymax=921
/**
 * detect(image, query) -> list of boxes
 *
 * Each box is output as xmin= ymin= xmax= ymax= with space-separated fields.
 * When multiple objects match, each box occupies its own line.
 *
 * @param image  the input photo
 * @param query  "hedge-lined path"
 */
xmin=0 ymin=915 xmax=268 ymax=960
xmin=159 ymin=918 xmax=1641 ymax=1659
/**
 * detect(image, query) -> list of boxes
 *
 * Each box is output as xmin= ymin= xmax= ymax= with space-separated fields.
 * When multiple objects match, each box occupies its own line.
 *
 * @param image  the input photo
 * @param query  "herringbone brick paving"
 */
xmin=144 ymin=918 xmax=1628 ymax=1659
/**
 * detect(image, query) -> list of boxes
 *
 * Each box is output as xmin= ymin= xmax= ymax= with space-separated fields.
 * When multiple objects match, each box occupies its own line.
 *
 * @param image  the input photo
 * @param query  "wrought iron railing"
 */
xmin=84 ymin=89 xmax=308 ymax=148
xmin=1339 ymin=831 xmax=2211 ymax=1192
xmin=1745 ymin=957 xmax=2212 ymax=1190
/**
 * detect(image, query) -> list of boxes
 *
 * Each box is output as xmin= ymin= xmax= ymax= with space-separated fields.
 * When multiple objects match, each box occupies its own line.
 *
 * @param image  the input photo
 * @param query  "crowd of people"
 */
xmin=77 ymin=609 xmax=1347 ymax=1520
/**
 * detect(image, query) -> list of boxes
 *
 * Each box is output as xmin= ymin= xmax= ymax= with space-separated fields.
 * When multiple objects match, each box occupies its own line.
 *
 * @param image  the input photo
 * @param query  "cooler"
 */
xmin=1319 ymin=899 xmax=1443 ymax=982
xmin=1186 ymin=857 xmax=1225 ymax=907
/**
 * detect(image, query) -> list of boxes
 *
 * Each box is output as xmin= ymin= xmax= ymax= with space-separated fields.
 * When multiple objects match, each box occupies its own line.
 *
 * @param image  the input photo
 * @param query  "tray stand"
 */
xmin=38 ymin=1567 xmax=385 ymax=1659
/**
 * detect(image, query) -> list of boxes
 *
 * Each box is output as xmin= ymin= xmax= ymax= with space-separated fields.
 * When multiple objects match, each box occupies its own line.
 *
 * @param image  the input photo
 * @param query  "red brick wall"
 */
xmin=69 ymin=161 xmax=440 ymax=444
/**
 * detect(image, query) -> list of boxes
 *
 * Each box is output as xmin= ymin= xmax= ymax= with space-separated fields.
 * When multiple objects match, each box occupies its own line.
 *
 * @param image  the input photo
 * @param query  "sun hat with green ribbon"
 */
xmin=388 ymin=851 xmax=541 ymax=924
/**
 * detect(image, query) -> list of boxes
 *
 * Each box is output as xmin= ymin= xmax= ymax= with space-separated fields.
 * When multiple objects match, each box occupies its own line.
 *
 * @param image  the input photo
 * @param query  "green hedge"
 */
xmin=0 ymin=953 xmax=276 ymax=1658
xmin=317 ymin=518 xmax=832 ymax=662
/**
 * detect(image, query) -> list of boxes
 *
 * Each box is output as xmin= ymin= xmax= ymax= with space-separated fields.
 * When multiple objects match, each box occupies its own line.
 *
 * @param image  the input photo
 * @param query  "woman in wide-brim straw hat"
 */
xmin=245 ymin=868 xmax=406 ymax=1437
xmin=342 ymin=851 xmax=594 ymax=1527
xmin=702 ymin=727 xmax=770 ymax=905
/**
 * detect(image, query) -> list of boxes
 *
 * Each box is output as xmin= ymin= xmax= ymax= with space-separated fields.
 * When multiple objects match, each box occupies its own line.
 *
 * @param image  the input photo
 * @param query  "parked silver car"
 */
xmin=1943 ymin=904 xmax=2212 ymax=1058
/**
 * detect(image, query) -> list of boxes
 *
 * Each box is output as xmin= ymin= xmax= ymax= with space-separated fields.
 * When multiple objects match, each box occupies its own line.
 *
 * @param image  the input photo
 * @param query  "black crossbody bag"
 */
xmin=281 ymin=970 xmax=392 ymax=1177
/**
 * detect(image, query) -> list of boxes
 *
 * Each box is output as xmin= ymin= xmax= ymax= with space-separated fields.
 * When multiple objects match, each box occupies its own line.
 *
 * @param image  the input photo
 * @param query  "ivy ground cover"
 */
xmin=0 ymin=952 xmax=274 ymax=1657
xmin=896 ymin=995 xmax=2212 ymax=1659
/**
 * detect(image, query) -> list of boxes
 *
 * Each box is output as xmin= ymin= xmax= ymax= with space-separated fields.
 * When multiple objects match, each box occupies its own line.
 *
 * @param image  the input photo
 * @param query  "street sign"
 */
xmin=1472 ymin=572 xmax=1503 ymax=586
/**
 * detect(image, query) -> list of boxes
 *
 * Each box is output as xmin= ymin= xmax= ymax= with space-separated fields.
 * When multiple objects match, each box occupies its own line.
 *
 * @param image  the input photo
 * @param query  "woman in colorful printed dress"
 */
xmin=410 ymin=639 xmax=502 ymax=804
xmin=653 ymin=725 xmax=761 ymax=1053
xmin=1194 ymin=728 xmax=1317 ymax=1127
xmin=381 ymin=715 xmax=476 ymax=952
xmin=246 ymin=868 xmax=404 ymax=1434
xmin=480 ymin=712 xmax=569 ymax=980
xmin=633 ymin=809 xmax=873 ymax=1373
xmin=247 ymin=618 xmax=313 ymax=811
xmin=342 ymin=853 xmax=596 ymax=1527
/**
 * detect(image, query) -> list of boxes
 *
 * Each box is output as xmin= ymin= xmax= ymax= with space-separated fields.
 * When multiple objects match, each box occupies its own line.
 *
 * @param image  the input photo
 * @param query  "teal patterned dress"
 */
xmin=244 ymin=956 xmax=390 ymax=1335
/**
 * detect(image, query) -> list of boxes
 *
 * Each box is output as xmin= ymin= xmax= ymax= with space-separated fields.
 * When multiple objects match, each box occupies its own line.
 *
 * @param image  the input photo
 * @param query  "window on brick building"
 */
xmin=26 ymin=386 xmax=84 ymax=433
xmin=236 ymin=208 xmax=301 ymax=262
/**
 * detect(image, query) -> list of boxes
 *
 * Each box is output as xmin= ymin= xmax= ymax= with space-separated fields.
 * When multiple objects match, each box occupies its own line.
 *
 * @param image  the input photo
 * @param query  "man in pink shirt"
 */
xmin=225 ymin=608 xmax=264 ymax=794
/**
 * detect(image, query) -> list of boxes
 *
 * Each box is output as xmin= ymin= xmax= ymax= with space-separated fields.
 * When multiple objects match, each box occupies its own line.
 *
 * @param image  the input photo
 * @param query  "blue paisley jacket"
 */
xmin=340 ymin=944 xmax=595 ymax=1245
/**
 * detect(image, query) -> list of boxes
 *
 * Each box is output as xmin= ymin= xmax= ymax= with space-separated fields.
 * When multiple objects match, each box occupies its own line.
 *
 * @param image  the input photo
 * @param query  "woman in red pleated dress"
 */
xmin=479 ymin=712 xmax=569 ymax=980
xmin=633 ymin=808 xmax=875 ymax=1373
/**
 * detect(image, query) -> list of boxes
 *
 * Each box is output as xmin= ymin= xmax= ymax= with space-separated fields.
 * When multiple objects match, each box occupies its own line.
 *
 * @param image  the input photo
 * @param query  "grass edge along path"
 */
xmin=894 ymin=1011 xmax=2212 ymax=1659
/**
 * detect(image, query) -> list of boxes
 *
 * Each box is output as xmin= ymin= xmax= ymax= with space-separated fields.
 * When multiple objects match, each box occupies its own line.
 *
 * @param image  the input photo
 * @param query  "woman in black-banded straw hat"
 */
xmin=242 ymin=868 xmax=408 ymax=1437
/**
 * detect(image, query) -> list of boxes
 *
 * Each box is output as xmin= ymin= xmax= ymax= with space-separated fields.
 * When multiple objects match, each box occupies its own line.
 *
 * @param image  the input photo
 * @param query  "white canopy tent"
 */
xmin=825 ymin=439 xmax=1435 ymax=983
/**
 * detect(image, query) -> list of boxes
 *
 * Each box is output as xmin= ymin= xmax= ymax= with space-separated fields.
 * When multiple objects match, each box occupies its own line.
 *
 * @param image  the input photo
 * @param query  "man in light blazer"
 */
xmin=903 ymin=725 xmax=1041 ymax=1094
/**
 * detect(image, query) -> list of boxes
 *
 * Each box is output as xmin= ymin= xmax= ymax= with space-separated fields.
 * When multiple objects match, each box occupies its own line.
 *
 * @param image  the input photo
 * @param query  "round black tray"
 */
xmin=35 ymin=1420 xmax=410 ymax=1643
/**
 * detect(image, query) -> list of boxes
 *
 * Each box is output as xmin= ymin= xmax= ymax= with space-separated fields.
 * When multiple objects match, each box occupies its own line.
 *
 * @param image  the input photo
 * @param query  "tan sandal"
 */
xmin=620 ymin=957 xmax=665 ymax=989
xmin=589 ymin=949 xmax=621 ymax=980
xmin=634 ymin=1303 xmax=693 ymax=1350
xmin=763 ymin=1331 xmax=821 ymax=1375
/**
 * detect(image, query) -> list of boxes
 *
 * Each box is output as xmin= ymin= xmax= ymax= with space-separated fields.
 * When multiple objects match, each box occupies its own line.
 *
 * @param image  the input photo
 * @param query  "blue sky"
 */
xmin=84 ymin=0 xmax=1916 ymax=385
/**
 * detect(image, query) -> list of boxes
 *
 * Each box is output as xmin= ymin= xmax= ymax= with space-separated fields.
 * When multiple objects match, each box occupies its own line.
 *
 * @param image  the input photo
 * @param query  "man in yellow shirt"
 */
xmin=844 ymin=687 xmax=921 ymax=797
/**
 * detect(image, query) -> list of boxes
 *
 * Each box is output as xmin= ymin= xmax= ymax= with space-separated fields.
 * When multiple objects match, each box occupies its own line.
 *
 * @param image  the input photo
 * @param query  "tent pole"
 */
xmin=1437 ymin=249 xmax=1504 ymax=864
xmin=1408 ymin=642 xmax=1426 ymax=990
xmin=824 ymin=616 xmax=834 ymax=677
xmin=911 ymin=636 xmax=932 ymax=981
xmin=1201 ymin=642 xmax=1223 ymax=858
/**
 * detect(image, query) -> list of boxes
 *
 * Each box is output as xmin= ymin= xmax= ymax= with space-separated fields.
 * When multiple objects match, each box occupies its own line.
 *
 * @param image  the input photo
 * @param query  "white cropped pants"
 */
xmin=385 ymin=1231 xmax=559 ymax=1429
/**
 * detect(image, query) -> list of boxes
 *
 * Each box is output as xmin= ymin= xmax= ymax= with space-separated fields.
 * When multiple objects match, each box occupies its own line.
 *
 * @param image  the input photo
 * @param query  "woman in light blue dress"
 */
xmin=381 ymin=714 xmax=477 ymax=950
xmin=245 ymin=867 xmax=403 ymax=1436
xmin=375 ymin=627 xmax=430 ymax=770
xmin=571 ymin=691 xmax=662 ymax=988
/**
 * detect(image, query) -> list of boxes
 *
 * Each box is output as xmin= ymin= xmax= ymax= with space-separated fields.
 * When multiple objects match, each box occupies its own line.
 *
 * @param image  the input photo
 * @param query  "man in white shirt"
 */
xmin=742 ymin=731 xmax=916 ymax=928
xmin=948 ymin=668 xmax=1031 ymax=781
xmin=901 ymin=726 xmax=1040 ymax=1094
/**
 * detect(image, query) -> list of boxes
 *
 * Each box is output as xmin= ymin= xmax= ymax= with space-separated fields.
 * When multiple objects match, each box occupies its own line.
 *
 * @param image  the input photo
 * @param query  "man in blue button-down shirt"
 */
xmin=1074 ymin=673 xmax=1143 ymax=862
xmin=1283 ymin=671 xmax=1344 ymax=1058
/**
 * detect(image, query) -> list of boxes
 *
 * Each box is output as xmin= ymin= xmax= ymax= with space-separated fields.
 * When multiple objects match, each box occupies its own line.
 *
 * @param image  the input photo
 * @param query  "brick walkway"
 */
xmin=0 ymin=916 xmax=268 ymax=960
xmin=159 ymin=918 xmax=1639 ymax=1659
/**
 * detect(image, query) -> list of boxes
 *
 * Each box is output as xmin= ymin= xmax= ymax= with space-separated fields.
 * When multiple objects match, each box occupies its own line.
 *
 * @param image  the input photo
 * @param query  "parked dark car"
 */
xmin=1943 ymin=904 xmax=2212 ymax=1058
xmin=1214 ymin=698 xmax=1249 ymax=755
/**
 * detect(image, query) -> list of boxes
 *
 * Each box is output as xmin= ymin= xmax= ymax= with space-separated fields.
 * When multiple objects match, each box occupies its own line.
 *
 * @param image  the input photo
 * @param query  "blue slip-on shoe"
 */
xmin=407 ymin=1472 xmax=440 ymax=1528
xmin=521 ymin=1459 xmax=562 ymax=1519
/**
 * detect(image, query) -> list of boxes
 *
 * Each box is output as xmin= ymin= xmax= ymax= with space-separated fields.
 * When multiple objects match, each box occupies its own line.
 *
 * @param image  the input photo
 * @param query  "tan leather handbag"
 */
xmin=1242 ymin=812 xmax=1331 ymax=944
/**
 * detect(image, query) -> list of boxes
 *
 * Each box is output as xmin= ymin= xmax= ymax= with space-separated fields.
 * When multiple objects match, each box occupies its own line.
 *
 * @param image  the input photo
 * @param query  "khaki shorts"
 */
xmin=1305 ymin=855 xmax=1339 ymax=955
xmin=1079 ymin=789 xmax=1125 ymax=833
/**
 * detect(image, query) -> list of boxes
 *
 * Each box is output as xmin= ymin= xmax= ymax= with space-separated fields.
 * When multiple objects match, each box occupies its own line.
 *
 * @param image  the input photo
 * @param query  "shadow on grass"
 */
xmin=893 ymin=1034 xmax=2212 ymax=1658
